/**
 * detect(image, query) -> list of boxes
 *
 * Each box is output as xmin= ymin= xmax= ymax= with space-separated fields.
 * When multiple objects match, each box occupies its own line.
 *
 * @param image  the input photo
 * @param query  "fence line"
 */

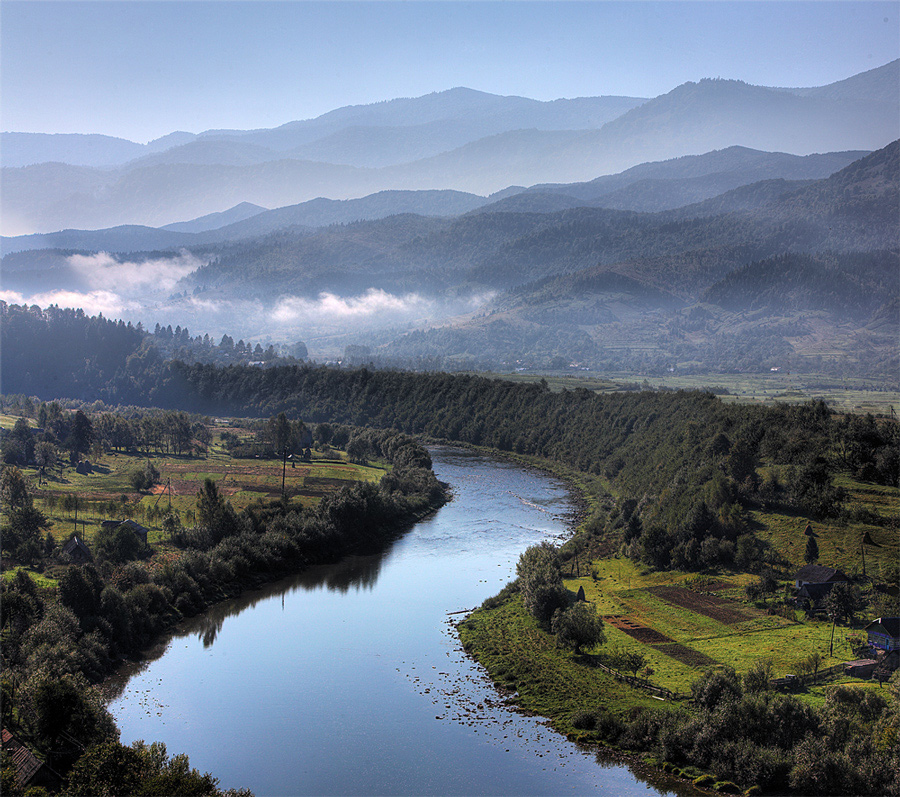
xmin=595 ymin=661 xmax=685 ymax=700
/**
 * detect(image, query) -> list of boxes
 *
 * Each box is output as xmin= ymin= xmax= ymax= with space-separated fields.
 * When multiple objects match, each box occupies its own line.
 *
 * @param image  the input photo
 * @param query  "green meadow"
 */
xmin=4 ymin=416 xmax=387 ymax=551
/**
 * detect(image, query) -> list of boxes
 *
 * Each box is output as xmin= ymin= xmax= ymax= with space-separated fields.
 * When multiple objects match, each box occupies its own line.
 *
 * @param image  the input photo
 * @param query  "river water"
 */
xmin=107 ymin=448 xmax=678 ymax=796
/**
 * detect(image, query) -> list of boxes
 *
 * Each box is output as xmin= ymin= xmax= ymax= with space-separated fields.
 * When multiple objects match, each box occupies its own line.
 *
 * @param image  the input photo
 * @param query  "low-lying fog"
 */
xmin=0 ymin=251 xmax=494 ymax=358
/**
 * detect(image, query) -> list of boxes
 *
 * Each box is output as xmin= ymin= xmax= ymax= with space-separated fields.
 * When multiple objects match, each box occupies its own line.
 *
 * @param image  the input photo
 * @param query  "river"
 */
xmin=107 ymin=447 xmax=681 ymax=796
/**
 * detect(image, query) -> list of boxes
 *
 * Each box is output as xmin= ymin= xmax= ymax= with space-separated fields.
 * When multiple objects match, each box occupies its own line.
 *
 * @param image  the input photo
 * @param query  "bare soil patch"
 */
xmin=648 ymin=585 xmax=752 ymax=624
xmin=604 ymin=616 xmax=673 ymax=645
xmin=305 ymin=476 xmax=354 ymax=488
xmin=654 ymin=643 xmax=719 ymax=669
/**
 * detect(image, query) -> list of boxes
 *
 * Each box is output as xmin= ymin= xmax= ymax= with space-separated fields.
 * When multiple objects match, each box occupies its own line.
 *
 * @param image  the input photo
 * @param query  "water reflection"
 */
xmin=108 ymin=448 xmax=687 ymax=797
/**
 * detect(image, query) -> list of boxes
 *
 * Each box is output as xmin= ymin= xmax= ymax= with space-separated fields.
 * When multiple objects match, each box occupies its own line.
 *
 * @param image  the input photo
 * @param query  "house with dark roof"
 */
xmin=61 ymin=535 xmax=92 ymax=563
xmin=865 ymin=617 xmax=900 ymax=652
xmin=100 ymin=518 xmax=149 ymax=545
xmin=794 ymin=564 xmax=849 ymax=590
xmin=1 ymin=729 xmax=61 ymax=792
xmin=793 ymin=564 xmax=850 ymax=612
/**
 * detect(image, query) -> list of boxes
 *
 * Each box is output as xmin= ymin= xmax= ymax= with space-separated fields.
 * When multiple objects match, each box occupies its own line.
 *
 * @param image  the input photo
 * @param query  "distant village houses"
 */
xmin=61 ymin=535 xmax=92 ymax=563
xmin=100 ymin=518 xmax=149 ymax=546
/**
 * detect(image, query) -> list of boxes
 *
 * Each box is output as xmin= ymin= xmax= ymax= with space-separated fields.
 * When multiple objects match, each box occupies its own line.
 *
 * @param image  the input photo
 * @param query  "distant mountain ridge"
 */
xmin=2 ymin=61 xmax=897 ymax=235
xmin=0 ymin=146 xmax=870 ymax=256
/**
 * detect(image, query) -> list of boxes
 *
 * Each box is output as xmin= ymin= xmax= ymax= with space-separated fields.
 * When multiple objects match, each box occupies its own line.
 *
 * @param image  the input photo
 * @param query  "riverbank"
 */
xmin=107 ymin=447 xmax=676 ymax=797
xmin=1 ymin=429 xmax=450 ymax=794
xmin=457 ymin=520 xmax=897 ymax=795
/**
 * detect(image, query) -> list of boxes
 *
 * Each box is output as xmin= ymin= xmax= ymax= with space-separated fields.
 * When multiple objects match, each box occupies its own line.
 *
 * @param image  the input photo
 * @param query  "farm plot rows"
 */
xmin=567 ymin=558 xmax=854 ymax=694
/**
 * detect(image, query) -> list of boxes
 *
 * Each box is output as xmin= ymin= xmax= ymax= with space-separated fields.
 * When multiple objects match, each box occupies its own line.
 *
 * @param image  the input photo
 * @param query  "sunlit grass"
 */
xmin=10 ymin=442 xmax=384 ymax=547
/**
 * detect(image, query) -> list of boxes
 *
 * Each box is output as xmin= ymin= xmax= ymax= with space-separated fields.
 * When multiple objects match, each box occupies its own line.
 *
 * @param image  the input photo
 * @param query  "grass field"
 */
xmin=4 ymin=418 xmax=387 ymax=550
xmin=751 ymin=474 xmax=898 ymax=580
xmin=562 ymin=558 xmax=861 ymax=698
xmin=459 ymin=594 xmax=667 ymax=735
xmin=488 ymin=371 xmax=899 ymax=416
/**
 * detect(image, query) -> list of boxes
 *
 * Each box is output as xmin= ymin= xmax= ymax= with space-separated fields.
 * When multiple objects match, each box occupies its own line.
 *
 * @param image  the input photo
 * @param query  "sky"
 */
xmin=1 ymin=1 xmax=898 ymax=143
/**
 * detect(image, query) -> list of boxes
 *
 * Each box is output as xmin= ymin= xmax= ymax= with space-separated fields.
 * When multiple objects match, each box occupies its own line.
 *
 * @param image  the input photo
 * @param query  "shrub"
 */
xmin=570 ymin=710 xmax=596 ymax=730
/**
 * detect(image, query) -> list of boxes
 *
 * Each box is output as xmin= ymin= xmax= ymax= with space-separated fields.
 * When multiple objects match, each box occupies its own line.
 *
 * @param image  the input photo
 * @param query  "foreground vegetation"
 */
xmin=458 ymin=452 xmax=898 ymax=795
xmin=1 ymin=305 xmax=897 ymax=795
xmin=1 ymin=405 xmax=447 ymax=795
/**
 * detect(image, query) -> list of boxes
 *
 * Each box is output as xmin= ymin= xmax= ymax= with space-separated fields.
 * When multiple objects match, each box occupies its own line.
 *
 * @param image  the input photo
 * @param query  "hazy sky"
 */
xmin=2 ymin=1 xmax=898 ymax=143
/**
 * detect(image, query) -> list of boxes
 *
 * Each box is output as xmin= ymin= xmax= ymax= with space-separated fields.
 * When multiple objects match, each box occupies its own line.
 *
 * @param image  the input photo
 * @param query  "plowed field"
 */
xmin=648 ymin=585 xmax=752 ymax=624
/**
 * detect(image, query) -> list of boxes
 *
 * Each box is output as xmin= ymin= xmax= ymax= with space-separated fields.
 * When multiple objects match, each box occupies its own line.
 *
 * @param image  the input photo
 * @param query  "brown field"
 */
xmin=655 ymin=643 xmax=719 ymax=669
xmin=605 ymin=615 xmax=674 ymax=644
xmin=648 ymin=585 xmax=753 ymax=624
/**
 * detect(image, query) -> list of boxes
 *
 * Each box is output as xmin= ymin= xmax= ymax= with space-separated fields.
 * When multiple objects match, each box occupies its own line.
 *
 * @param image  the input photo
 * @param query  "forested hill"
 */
xmin=144 ymin=361 xmax=900 ymax=571
xmin=0 ymin=303 xmax=308 ymax=401
xmin=2 ymin=295 xmax=897 ymax=572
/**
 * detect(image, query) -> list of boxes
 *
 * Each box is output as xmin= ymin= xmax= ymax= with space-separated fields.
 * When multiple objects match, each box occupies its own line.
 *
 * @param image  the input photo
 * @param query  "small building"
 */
xmin=61 ymin=535 xmax=93 ymax=563
xmin=796 ymin=582 xmax=834 ymax=610
xmin=101 ymin=518 xmax=149 ymax=546
xmin=794 ymin=564 xmax=849 ymax=590
xmin=1 ymin=729 xmax=62 ymax=792
xmin=844 ymin=659 xmax=878 ymax=679
xmin=865 ymin=617 xmax=900 ymax=652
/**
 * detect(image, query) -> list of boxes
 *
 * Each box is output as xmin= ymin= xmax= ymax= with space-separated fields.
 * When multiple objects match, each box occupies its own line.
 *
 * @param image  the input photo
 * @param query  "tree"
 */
xmin=66 ymin=741 xmax=145 ymax=796
xmin=743 ymin=658 xmax=774 ymax=693
xmin=346 ymin=437 xmax=369 ymax=464
xmin=268 ymin=413 xmax=292 ymax=455
xmin=825 ymin=581 xmax=866 ymax=656
xmin=804 ymin=534 xmax=819 ymax=564
xmin=67 ymin=410 xmax=94 ymax=458
xmin=34 ymin=440 xmax=58 ymax=481
xmin=94 ymin=523 xmax=144 ymax=564
xmin=314 ymin=423 xmax=334 ymax=448
xmin=824 ymin=581 xmax=865 ymax=626
xmin=516 ymin=542 xmax=568 ymax=628
xmin=196 ymin=478 xmax=241 ymax=546
xmin=0 ymin=465 xmax=49 ymax=561
xmin=3 ymin=417 xmax=35 ymax=465
xmin=551 ymin=602 xmax=605 ymax=654
xmin=617 ymin=649 xmax=647 ymax=678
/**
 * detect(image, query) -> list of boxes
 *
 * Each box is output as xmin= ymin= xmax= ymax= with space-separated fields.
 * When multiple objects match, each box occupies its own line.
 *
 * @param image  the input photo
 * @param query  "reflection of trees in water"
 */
xmin=594 ymin=748 xmax=693 ymax=797
xmin=294 ymin=551 xmax=386 ymax=594
xmin=179 ymin=544 xmax=393 ymax=648
xmin=105 ymin=547 xmax=391 ymax=694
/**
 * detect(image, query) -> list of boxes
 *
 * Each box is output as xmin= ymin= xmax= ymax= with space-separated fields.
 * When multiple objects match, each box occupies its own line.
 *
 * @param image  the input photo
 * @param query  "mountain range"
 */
xmin=1 ymin=61 xmax=897 ymax=381
xmin=2 ymin=60 xmax=897 ymax=235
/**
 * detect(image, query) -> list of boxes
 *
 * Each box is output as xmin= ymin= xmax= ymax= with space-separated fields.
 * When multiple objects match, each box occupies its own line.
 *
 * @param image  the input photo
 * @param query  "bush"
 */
xmin=570 ymin=710 xmax=596 ymax=730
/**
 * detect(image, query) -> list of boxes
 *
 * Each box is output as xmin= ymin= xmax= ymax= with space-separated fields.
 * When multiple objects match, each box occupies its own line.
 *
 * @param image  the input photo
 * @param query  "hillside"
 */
xmin=2 ymin=63 xmax=895 ymax=234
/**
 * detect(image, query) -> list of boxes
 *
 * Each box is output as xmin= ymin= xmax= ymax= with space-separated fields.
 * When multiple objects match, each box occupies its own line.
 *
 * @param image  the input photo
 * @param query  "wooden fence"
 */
xmin=771 ymin=663 xmax=846 ymax=689
xmin=595 ymin=661 xmax=686 ymax=701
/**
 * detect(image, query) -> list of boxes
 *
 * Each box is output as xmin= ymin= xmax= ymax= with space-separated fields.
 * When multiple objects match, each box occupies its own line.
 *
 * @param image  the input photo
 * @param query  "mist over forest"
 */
xmin=2 ymin=60 xmax=898 ymax=374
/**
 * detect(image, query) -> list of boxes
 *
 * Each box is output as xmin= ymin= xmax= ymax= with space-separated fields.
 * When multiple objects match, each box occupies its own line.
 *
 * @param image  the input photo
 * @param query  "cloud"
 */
xmin=2 ymin=289 xmax=141 ymax=317
xmin=271 ymin=289 xmax=433 ymax=323
xmin=0 ymin=290 xmax=26 ymax=305
xmin=66 ymin=251 xmax=204 ymax=294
